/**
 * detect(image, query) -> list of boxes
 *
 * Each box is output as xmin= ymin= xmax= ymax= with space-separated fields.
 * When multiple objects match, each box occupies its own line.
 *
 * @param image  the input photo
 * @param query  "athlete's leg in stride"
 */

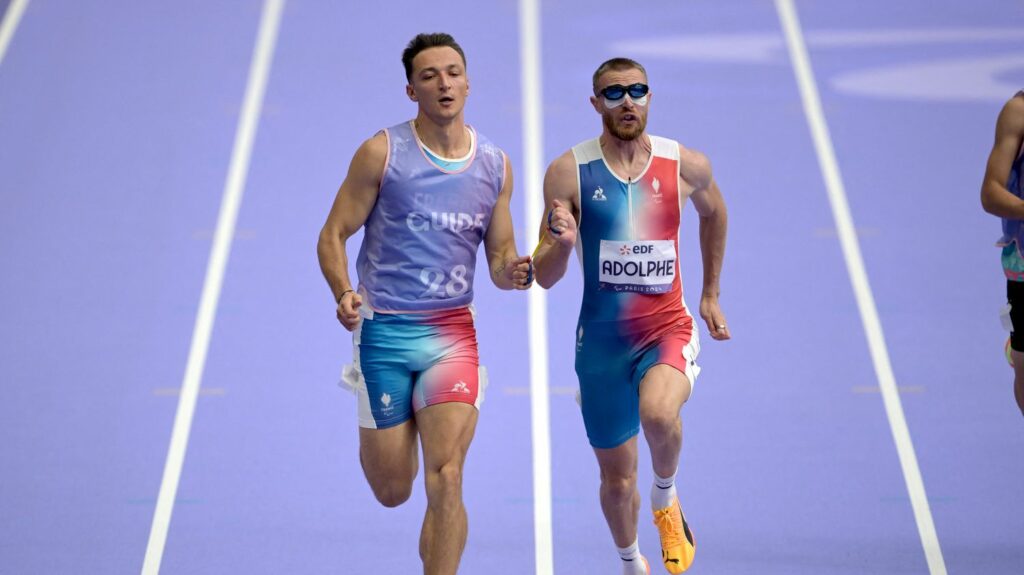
xmin=416 ymin=402 xmax=478 ymax=575
xmin=594 ymin=439 xmax=652 ymax=574
xmin=358 ymin=421 xmax=419 ymax=507
xmin=1009 ymin=280 xmax=1024 ymax=417
xmin=1012 ymin=349 xmax=1024 ymax=416
xmin=594 ymin=438 xmax=641 ymax=545
xmin=640 ymin=364 xmax=695 ymax=574
xmin=639 ymin=364 xmax=691 ymax=480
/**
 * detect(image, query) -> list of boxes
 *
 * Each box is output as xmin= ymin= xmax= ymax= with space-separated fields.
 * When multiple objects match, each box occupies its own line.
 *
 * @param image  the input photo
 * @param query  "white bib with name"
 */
xmin=598 ymin=239 xmax=676 ymax=294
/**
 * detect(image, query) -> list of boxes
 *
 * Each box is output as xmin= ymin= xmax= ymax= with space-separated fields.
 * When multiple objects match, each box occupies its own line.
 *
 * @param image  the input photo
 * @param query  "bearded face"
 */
xmin=602 ymin=106 xmax=647 ymax=141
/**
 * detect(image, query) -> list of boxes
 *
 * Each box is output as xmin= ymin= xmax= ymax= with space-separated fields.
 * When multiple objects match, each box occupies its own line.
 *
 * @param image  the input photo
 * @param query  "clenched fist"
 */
xmin=336 ymin=290 xmax=363 ymax=331
xmin=546 ymin=199 xmax=577 ymax=247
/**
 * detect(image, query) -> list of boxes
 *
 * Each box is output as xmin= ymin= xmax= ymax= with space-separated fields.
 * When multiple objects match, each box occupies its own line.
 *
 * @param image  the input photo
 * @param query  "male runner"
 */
xmin=981 ymin=90 xmax=1024 ymax=417
xmin=533 ymin=58 xmax=729 ymax=574
xmin=316 ymin=33 xmax=533 ymax=574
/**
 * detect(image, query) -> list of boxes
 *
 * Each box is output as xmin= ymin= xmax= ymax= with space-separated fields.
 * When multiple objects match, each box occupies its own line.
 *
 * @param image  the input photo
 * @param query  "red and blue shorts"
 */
xmin=341 ymin=306 xmax=485 ymax=429
xmin=575 ymin=311 xmax=700 ymax=449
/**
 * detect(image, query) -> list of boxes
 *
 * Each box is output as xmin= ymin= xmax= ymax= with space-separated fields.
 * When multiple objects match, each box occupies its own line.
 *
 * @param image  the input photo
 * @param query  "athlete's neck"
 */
xmin=600 ymin=133 xmax=652 ymax=180
xmin=413 ymin=115 xmax=470 ymax=158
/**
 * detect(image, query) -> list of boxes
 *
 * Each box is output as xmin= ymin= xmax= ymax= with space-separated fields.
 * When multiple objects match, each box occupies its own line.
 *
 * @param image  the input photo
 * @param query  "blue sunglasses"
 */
xmin=599 ymin=83 xmax=649 ymax=101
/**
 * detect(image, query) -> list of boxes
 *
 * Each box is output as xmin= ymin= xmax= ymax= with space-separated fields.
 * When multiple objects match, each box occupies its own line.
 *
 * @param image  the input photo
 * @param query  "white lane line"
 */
xmin=773 ymin=2 xmax=947 ymax=574
xmin=141 ymin=1 xmax=285 ymax=573
xmin=0 ymin=0 xmax=29 ymax=67
xmin=518 ymin=0 xmax=553 ymax=573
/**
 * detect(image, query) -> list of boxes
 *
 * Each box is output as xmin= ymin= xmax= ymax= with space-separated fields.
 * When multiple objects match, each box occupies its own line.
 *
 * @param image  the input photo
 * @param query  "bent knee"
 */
xmin=640 ymin=409 xmax=680 ymax=437
xmin=424 ymin=462 xmax=466 ymax=506
xmin=371 ymin=481 xmax=414 ymax=508
xmin=427 ymin=461 xmax=463 ymax=490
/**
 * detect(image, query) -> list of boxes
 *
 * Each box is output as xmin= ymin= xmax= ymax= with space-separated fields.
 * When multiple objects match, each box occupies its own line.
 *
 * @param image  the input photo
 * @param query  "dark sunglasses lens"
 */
xmin=601 ymin=85 xmax=627 ymax=100
xmin=627 ymin=84 xmax=649 ymax=98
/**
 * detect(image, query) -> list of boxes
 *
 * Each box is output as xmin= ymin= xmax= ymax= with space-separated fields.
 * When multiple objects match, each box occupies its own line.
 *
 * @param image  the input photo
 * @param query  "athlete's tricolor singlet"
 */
xmin=341 ymin=121 xmax=506 ymax=429
xmin=572 ymin=136 xmax=701 ymax=448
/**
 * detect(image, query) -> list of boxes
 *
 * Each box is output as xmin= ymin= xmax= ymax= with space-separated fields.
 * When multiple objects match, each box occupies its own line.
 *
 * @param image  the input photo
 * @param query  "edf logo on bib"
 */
xmin=621 ymin=244 xmax=654 ymax=255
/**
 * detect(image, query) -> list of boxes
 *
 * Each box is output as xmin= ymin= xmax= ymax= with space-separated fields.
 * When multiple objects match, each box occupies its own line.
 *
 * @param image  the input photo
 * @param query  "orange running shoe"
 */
xmin=652 ymin=498 xmax=695 ymax=573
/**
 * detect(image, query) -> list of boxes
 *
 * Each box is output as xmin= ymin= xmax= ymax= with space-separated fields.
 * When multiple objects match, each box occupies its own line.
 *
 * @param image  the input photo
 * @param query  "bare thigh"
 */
xmin=359 ymin=420 xmax=419 ymax=506
xmin=639 ymin=363 xmax=691 ymax=422
xmin=416 ymin=402 xmax=478 ymax=471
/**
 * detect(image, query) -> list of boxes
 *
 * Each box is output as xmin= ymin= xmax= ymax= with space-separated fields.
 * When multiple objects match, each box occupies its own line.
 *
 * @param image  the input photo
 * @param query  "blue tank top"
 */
xmin=356 ymin=121 xmax=506 ymax=312
xmin=997 ymin=91 xmax=1024 ymax=280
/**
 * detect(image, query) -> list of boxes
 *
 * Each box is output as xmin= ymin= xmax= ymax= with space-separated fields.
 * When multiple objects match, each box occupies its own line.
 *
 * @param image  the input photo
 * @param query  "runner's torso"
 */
xmin=998 ymin=91 xmax=1024 ymax=280
xmin=573 ymin=135 xmax=689 ymax=328
xmin=357 ymin=121 xmax=506 ymax=311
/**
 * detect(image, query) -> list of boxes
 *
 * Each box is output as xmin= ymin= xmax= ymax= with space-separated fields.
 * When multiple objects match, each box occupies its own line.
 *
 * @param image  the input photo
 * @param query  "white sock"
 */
xmin=617 ymin=538 xmax=646 ymax=575
xmin=651 ymin=471 xmax=677 ymax=510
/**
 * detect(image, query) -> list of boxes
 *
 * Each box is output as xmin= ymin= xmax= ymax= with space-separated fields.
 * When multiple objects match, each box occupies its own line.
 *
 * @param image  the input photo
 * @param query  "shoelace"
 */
xmin=653 ymin=507 xmax=684 ymax=549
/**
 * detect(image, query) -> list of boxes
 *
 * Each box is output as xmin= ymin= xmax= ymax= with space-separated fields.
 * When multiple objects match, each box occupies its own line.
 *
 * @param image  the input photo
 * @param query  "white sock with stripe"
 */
xmin=617 ymin=538 xmax=646 ymax=575
xmin=651 ymin=471 xmax=677 ymax=511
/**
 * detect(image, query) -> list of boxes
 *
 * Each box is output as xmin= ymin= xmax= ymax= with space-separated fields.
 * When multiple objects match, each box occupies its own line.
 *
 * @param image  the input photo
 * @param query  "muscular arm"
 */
xmin=682 ymin=146 xmax=730 ymax=340
xmin=316 ymin=133 xmax=386 ymax=325
xmin=532 ymin=151 xmax=579 ymax=288
xmin=484 ymin=155 xmax=532 ymax=290
xmin=981 ymin=95 xmax=1024 ymax=219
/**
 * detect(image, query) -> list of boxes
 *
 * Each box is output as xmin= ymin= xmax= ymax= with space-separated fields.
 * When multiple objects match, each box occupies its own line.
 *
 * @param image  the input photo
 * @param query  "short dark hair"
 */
xmin=592 ymin=57 xmax=648 ymax=94
xmin=402 ymin=33 xmax=467 ymax=81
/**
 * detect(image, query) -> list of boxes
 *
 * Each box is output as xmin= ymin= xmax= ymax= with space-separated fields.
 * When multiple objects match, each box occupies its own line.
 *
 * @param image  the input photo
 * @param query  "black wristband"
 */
xmin=337 ymin=289 xmax=354 ymax=303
